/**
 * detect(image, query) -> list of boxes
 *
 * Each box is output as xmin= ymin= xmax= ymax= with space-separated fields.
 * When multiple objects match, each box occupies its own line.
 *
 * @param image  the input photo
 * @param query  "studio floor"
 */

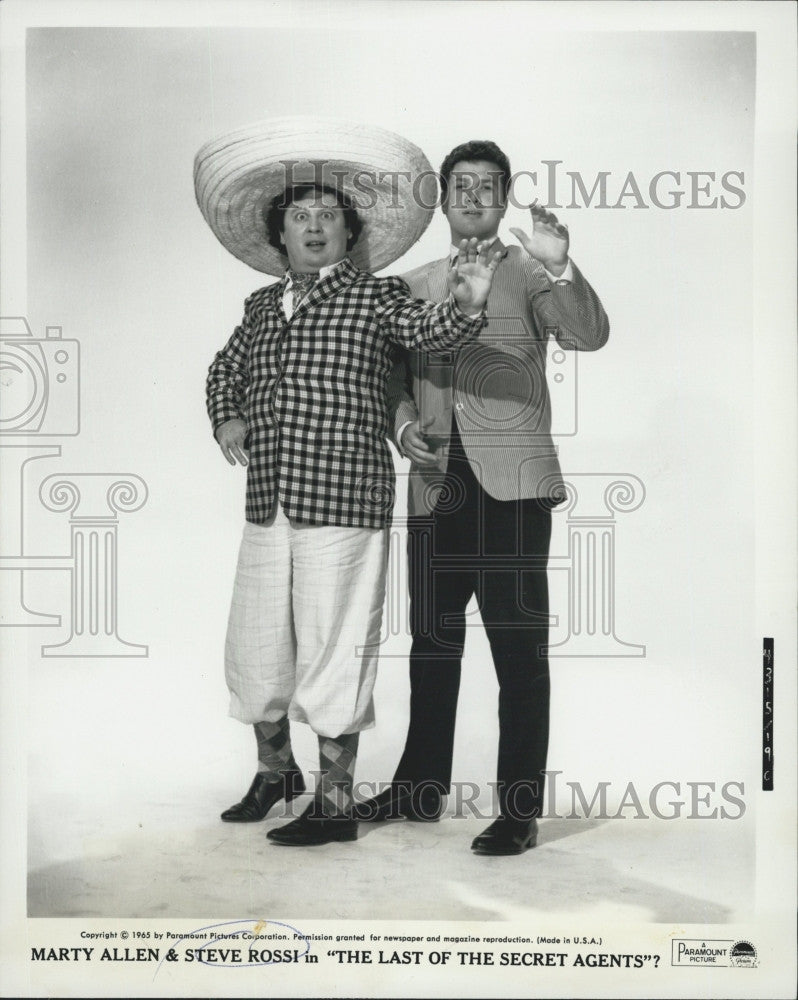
xmin=22 ymin=645 xmax=756 ymax=925
xmin=28 ymin=785 xmax=752 ymax=922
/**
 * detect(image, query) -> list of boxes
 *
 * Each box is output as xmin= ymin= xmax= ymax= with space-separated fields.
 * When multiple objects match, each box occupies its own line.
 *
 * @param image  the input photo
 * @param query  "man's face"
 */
xmin=442 ymin=159 xmax=507 ymax=244
xmin=279 ymin=191 xmax=352 ymax=273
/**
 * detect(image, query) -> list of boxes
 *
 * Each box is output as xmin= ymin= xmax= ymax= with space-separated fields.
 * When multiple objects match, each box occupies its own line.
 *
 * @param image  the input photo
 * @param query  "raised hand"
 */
xmin=446 ymin=237 xmax=503 ymax=314
xmin=510 ymin=201 xmax=569 ymax=274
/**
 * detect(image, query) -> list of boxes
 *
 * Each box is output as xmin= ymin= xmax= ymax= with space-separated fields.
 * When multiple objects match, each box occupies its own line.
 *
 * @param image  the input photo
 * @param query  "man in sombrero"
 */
xmin=196 ymin=118 xmax=501 ymax=847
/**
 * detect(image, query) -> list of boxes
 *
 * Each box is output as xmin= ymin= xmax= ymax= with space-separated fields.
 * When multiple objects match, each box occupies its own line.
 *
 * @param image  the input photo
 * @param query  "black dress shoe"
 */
xmin=220 ymin=769 xmax=305 ymax=823
xmin=266 ymin=801 xmax=358 ymax=846
xmin=471 ymin=816 xmax=538 ymax=855
xmin=353 ymin=783 xmax=444 ymax=823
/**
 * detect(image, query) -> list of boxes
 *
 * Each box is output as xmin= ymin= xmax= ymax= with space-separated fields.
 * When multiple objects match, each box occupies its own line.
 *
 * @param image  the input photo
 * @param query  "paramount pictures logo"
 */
xmin=671 ymin=939 xmax=758 ymax=968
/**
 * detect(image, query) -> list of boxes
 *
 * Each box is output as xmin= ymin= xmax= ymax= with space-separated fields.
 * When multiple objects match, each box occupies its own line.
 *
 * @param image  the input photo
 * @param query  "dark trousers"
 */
xmin=393 ymin=422 xmax=553 ymax=820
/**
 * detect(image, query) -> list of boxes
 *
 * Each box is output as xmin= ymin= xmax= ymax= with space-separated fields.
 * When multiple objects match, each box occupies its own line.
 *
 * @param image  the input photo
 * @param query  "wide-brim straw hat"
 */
xmin=194 ymin=116 xmax=438 ymax=275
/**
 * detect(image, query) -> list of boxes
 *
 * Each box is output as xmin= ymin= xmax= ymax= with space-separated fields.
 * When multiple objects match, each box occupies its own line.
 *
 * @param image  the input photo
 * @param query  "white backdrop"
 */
xmin=21 ymin=19 xmax=756 ymax=793
xmin=1 ymin=2 xmax=795 ymax=999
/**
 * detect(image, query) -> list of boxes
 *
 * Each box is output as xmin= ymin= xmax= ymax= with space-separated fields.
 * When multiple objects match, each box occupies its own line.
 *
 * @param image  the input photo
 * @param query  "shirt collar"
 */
xmin=284 ymin=257 xmax=347 ymax=287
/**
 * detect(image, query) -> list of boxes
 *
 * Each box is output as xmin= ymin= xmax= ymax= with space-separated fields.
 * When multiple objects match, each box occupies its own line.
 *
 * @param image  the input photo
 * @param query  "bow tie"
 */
xmin=287 ymin=269 xmax=320 ymax=309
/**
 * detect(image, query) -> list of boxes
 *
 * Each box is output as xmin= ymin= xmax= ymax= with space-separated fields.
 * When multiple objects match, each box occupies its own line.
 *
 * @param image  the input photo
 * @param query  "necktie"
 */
xmin=287 ymin=270 xmax=319 ymax=311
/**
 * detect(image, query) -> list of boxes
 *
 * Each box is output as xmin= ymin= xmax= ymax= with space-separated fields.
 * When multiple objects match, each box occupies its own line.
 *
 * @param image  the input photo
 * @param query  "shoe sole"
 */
xmin=359 ymin=812 xmax=442 ymax=823
xmin=267 ymin=829 xmax=358 ymax=846
xmin=356 ymin=801 xmax=444 ymax=823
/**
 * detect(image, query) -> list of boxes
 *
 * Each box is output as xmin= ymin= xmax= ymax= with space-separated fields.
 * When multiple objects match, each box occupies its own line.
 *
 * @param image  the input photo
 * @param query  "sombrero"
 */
xmin=194 ymin=116 xmax=438 ymax=275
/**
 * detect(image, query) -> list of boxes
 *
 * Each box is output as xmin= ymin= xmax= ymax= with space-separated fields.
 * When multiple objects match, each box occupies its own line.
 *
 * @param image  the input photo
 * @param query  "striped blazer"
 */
xmin=206 ymin=258 xmax=485 ymax=529
xmin=388 ymin=241 xmax=610 ymax=515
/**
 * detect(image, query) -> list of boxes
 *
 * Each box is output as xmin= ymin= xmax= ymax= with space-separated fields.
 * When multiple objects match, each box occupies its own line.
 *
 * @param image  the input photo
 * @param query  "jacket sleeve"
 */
xmin=205 ymin=291 xmax=259 ymax=436
xmin=375 ymin=275 xmax=486 ymax=352
xmin=386 ymin=347 xmax=418 ymax=448
xmin=526 ymin=257 xmax=610 ymax=351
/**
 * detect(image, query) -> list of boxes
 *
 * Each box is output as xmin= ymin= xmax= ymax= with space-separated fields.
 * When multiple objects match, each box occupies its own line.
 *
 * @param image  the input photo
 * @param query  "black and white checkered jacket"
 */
xmin=207 ymin=258 xmax=485 ymax=528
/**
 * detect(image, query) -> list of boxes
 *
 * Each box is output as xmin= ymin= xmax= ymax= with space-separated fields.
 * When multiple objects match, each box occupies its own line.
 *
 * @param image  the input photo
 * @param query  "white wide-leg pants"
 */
xmin=224 ymin=502 xmax=388 ymax=738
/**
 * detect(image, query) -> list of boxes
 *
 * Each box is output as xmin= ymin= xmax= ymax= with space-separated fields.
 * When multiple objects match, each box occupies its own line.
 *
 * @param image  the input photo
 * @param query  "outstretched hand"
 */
xmin=446 ymin=237 xmax=503 ymax=314
xmin=510 ymin=201 xmax=569 ymax=274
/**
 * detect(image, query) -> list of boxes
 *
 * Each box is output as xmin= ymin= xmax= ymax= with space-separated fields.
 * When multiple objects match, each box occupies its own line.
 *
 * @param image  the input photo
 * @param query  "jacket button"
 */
xmin=455 ymin=402 xmax=464 ymax=411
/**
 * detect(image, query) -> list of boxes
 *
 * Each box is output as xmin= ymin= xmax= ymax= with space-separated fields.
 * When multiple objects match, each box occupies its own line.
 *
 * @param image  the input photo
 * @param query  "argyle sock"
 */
xmin=315 ymin=732 xmax=359 ymax=817
xmin=254 ymin=716 xmax=296 ymax=782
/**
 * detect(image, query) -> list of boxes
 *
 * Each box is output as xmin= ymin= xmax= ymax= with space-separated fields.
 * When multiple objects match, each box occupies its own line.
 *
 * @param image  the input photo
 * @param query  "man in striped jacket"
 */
xmin=355 ymin=140 xmax=610 ymax=855
xmin=207 ymin=181 xmax=500 ymax=847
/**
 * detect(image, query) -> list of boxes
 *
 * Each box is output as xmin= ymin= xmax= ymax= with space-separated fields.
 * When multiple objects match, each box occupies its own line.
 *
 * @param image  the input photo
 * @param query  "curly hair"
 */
xmin=439 ymin=140 xmax=511 ymax=206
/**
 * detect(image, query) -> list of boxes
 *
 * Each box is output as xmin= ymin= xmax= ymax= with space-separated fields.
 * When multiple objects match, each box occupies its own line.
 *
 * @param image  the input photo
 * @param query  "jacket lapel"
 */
xmin=290 ymin=257 xmax=360 ymax=318
xmin=412 ymin=257 xmax=454 ymax=401
xmin=427 ymin=257 xmax=450 ymax=301
xmin=272 ymin=275 xmax=290 ymax=325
